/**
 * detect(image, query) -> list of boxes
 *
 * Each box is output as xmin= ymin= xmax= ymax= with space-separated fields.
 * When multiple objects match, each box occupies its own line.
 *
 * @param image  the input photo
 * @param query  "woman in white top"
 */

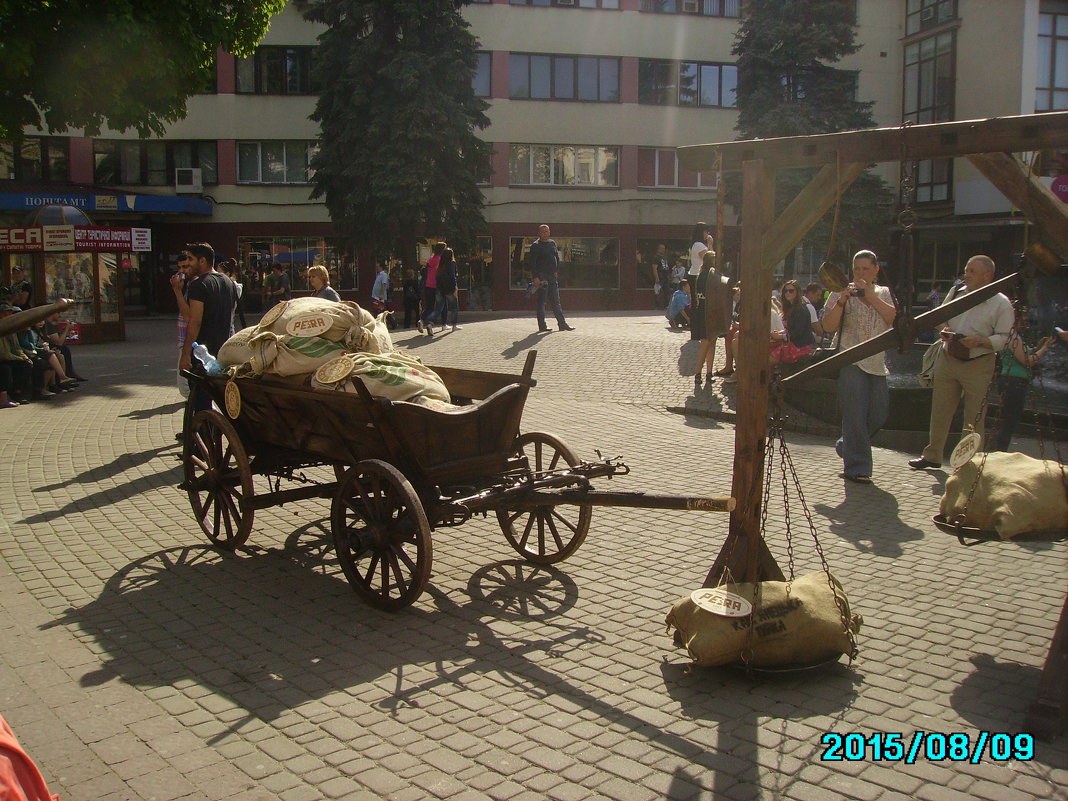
xmin=688 ymin=222 xmax=712 ymax=277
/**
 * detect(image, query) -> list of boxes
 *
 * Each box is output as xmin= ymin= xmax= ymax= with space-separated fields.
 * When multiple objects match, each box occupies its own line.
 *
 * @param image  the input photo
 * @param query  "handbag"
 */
xmin=771 ymin=340 xmax=814 ymax=364
xmin=919 ymin=340 xmax=942 ymax=387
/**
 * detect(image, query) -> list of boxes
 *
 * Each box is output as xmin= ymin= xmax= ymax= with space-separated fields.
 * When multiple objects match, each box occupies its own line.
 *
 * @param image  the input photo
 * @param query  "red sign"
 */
xmin=1051 ymin=175 xmax=1068 ymax=202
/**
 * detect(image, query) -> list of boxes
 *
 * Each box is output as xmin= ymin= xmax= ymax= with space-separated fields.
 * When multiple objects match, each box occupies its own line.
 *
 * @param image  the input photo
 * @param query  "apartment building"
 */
xmin=1 ymin=0 xmax=1064 ymax=332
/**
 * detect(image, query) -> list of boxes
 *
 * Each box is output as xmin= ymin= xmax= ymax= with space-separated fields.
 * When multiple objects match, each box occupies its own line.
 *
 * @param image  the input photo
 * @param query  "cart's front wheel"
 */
xmin=331 ymin=460 xmax=432 ymax=611
xmin=496 ymin=432 xmax=592 ymax=564
xmin=183 ymin=410 xmax=254 ymax=549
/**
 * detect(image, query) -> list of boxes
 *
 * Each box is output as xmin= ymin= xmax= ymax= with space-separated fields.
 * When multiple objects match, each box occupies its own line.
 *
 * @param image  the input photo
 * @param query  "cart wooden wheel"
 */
xmin=496 ymin=432 xmax=592 ymax=564
xmin=331 ymin=459 xmax=432 ymax=611
xmin=183 ymin=409 xmax=254 ymax=550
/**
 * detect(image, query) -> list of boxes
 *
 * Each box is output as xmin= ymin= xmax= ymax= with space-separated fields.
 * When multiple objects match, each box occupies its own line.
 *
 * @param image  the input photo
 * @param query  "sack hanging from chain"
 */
xmin=665 ymin=572 xmax=861 ymax=668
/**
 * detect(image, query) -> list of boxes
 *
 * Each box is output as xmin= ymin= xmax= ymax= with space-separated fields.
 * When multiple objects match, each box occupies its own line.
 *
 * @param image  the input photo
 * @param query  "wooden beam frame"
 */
xmin=678 ymin=111 xmax=1068 ymax=171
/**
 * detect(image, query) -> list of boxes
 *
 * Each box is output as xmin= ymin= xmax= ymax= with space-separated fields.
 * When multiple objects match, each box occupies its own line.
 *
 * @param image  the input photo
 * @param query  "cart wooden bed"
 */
xmin=179 ymin=351 xmax=733 ymax=610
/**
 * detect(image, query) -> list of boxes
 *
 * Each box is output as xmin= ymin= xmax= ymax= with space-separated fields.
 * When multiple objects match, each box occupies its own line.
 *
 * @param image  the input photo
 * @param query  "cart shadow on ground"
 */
xmin=47 ymin=515 xmax=881 ymax=799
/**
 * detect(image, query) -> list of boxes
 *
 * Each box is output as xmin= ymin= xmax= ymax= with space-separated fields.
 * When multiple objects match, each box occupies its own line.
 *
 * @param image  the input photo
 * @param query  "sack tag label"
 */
xmin=690 ymin=588 xmax=753 ymax=618
xmin=286 ymin=314 xmax=331 ymax=337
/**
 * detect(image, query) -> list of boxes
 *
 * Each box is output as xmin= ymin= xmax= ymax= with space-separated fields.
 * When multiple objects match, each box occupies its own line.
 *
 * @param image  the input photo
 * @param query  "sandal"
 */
xmin=1 ymin=401 xmax=18 ymax=409
xmin=713 ymin=368 xmax=735 ymax=377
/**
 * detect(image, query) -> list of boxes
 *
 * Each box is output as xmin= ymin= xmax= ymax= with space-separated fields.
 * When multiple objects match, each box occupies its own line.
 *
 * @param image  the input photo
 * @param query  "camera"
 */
xmin=852 ymin=286 xmax=865 ymax=298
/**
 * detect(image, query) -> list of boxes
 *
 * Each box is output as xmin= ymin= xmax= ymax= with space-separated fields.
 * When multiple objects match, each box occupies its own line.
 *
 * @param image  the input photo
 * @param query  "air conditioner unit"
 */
xmin=175 ymin=167 xmax=203 ymax=193
xmin=681 ymin=0 xmax=700 ymax=12
xmin=920 ymin=6 xmax=935 ymax=21
xmin=556 ymin=0 xmax=576 ymax=5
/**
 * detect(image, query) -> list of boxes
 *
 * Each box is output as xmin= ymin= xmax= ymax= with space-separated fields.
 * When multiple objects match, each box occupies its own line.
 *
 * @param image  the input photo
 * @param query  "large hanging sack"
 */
xmin=940 ymin=451 xmax=1068 ymax=539
xmin=665 ymin=572 xmax=861 ymax=668
xmin=235 ymin=330 xmax=347 ymax=378
xmin=311 ymin=351 xmax=451 ymax=403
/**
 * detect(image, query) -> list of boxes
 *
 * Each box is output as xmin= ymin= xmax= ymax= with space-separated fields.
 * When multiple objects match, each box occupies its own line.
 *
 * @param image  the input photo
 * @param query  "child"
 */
xmin=666 ymin=279 xmax=691 ymax=329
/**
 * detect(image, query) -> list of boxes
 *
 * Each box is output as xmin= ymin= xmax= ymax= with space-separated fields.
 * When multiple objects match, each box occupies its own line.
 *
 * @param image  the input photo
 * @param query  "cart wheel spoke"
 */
xmin=496 ymin=433 xmax=592 ymax=565
xmin=183 ymin=410 xmax=254 ymax=550
xmin=331 ymin=461 xmax=432 ymax=611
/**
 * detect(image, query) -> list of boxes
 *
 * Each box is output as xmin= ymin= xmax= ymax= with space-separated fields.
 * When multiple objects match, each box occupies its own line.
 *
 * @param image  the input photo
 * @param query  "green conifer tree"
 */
xmin=730 ymin=0 xmax=893 ymax=271
xmin=306 ymin=0 xmax=491 ymax=257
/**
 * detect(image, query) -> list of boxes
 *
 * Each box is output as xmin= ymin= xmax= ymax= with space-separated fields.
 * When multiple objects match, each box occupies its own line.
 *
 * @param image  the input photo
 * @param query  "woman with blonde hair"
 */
xmin=307 ymin=265 xmax=340 ymax=302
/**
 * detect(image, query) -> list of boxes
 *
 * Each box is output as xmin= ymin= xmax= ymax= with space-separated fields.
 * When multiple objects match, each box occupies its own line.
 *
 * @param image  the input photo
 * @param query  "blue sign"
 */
xmin=0 ymin=192 xmax=212 ymax=216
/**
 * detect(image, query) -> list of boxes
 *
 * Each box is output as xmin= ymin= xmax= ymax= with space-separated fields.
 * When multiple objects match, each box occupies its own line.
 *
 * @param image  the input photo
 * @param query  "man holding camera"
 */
xmin=909 ymin=255 xmax=1013 ymax=470
xmin=820 ymin=250 xmax=897 ymax=484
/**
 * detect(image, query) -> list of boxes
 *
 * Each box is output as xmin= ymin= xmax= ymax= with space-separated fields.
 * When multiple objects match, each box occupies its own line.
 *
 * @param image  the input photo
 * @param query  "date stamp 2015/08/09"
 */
xmin=820 ymin=732 xmax=1034 ymax=764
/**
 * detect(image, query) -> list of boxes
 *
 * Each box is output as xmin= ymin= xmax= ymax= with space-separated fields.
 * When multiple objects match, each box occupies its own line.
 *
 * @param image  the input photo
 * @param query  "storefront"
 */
xmin=0 ymin=222 xmax=152 ymax=342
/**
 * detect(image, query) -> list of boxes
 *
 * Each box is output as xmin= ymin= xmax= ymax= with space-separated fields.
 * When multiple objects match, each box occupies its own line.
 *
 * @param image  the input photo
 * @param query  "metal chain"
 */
xmin=767 ymin=375 xmax=857 ymax=660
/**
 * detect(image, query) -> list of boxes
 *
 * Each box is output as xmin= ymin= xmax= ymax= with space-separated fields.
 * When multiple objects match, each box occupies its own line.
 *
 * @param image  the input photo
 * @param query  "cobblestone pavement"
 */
xmin=1 ymin=311 xmax=1065 ymax=801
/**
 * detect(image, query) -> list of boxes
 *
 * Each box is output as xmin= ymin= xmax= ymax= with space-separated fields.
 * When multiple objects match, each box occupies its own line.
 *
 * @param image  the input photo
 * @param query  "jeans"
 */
xmin=419 ymin=288 xmax=439 ymax=325
xmin=536 ymin=276 xmax=567 ymax=329
xmin=435 ymin=292 xmax=459 ymax=326
xmin=836 ymin=364 xmax=889 ymax=478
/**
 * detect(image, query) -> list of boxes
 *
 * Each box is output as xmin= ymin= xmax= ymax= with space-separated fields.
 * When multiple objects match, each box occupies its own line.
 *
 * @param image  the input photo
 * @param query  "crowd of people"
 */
xmin=0 ymin=294 xmax=89 ymax=409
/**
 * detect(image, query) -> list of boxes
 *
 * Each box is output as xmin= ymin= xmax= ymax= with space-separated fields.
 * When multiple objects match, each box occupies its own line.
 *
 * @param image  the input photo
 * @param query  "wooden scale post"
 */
xmin=679 ymin=111 xmax=1068 ymax=738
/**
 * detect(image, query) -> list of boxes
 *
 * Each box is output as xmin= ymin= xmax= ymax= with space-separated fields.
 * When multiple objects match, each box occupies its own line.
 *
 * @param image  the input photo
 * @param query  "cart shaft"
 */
xmin=503 ymin=489 xmax=735 ymax=512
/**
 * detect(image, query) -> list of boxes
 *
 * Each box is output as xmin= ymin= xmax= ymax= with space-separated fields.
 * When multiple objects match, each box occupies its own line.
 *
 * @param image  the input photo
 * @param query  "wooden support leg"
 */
xmin=1023 ymin=591 xmax=1068 ymax=741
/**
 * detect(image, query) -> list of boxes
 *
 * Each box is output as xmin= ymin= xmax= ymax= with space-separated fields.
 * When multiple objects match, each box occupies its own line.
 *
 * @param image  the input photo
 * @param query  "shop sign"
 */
xmin=1051 ymin=175 xmax=1068 ymax=202
xmin=0 ymin=225 xmax=153 ymax=252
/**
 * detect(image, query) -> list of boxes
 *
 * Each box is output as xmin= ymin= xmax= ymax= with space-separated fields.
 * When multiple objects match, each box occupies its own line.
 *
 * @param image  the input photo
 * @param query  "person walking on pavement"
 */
xmin=264 ymin=263 xmax=291 ymax=309
xmin=529 ymin=224 xmax=574 ymax=332
xmin=819 ymin=249 xmax=897 ymax=484
xmin=179 ymin=242 xmax=238 ymax=414
xmin=418 ymin=243 xmax=445 ymax=335
xmin=909 ymin=255 xmax=1014 ymax=470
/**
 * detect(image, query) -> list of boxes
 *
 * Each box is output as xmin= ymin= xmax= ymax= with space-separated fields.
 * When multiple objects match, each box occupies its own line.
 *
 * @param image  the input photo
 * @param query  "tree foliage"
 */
xmin=0 ymin=0 xmax=286 ymax=138
xmin=730 ymin=0 xmax=893 ymax=264
xmin=305 ymin=0 xmax=491 ymax=255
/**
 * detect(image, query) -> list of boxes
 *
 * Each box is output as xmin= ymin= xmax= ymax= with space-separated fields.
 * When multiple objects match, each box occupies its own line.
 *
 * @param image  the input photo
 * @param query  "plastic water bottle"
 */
xmin=191 ymin=342 xmax=225 ymax=376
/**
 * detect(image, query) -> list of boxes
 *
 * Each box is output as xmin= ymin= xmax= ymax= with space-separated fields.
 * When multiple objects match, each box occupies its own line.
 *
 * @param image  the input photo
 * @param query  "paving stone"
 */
xmin=1 ymin=315 xmax=1065 ymax=801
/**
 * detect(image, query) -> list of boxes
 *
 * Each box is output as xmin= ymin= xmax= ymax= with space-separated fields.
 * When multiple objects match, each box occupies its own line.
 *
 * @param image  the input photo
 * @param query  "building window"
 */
xmin=639 ymin=0 xmax=740 ymax=18
xmin=905 ymin=0 xmax=956 ymax=36
xmin=903 ymin=32 xmax=954 ymax=124
xmin=239 ymin=236 xmax=355 ymax=292
xmin=909 ymin=158 xmax=952 ymax=203
xmin=1037 ymin=11 xmax=1068 ymax=111
xmin=510 ymin=1 xmax=621 ymax=8
xmin=236 ymin=47 xmax=318 ymax=95
xmin=237 ymin=141 xmax=318 ymax=184
xmin=0 ymin=137 xmax=69 ymax=182
xmin=509 ymin=54 xmax=620 ymax=101
xmin=473 ymin=52 xmax=492 ymax=97
xmin=508 ymin=144 xmax=619 ymax=186
xmin=509 ymin=236 xmax=619 ymax=290
xmin=637 ymin=148 xmax=716 ymax=188
xmin=638 ymin=59 xmax=737 ymax=107
xmin=93 ymin=140 xmax=218 ymax=186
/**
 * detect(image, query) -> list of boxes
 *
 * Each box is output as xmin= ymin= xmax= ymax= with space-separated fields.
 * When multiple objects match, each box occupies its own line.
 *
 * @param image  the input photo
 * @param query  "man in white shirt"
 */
xmin=371 ymin=263 xmax=390 ymax=304
xmin=819 ymin=250 xmax=897 ymax=483
xmin=909 ymin=255 xmax=1014 ymax=470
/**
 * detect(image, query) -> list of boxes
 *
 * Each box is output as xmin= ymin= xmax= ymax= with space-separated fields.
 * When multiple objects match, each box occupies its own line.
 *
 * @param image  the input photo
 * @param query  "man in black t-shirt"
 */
xmin=179 ymin=242 xmax=237 ymax=412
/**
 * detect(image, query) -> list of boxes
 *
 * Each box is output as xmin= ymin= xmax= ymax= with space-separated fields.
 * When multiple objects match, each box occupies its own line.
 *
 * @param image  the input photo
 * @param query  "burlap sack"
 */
xmin=217 ymin=326 xmax=257 ymax=367
xmin=256 ymin=298 xmax=372 ymax=341
xmin=235 ymin=331 xmax=347 ymax=378
xmin=311 ymin=351 xmax=451 ymax=403
xmin=665 ymin=572 xmax=861 ymax=668
xmin=940 ymin=451 xmax=1068 ymax=539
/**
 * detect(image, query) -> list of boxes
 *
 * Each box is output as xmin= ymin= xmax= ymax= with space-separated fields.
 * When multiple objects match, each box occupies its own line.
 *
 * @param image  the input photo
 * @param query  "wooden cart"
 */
xmin=180 ymin=351 xmax=733 ymax=611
